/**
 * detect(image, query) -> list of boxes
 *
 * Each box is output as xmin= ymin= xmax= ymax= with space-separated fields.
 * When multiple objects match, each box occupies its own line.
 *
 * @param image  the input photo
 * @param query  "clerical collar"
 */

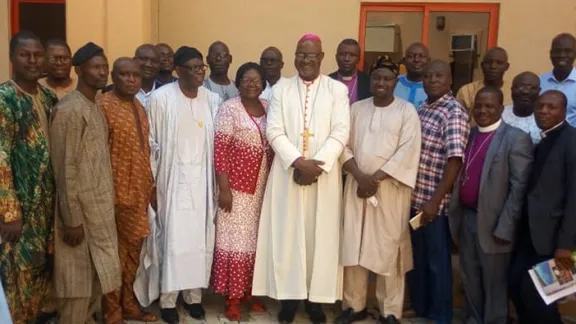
xmin=339 ymin=72 xmax=357 ymax=82
xmin=541 ymin=120 xmax=566 ymax=138
xmin=478 ymin=119 xmax=502 ymax=133
xmin=299 ymin=75 xmax=319 ymax=85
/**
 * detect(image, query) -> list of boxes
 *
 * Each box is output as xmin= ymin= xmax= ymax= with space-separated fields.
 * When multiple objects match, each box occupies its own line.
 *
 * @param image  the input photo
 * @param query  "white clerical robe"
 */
xmin=252 ymin=74 xmax=350 ymax=303
xmin=134 ymin=83 xmax=221 ymax=305
xmin=341 ymin=97 xmax=421 ymax=276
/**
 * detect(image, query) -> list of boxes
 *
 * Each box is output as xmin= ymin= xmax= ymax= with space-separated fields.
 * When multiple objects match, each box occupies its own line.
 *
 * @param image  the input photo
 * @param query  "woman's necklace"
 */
xmin=244 ymin=102 xmax=267 ymax=148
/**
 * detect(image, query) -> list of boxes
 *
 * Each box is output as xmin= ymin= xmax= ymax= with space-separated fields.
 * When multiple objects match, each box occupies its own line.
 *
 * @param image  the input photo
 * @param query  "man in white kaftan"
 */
xmin=252 ymin=34 xmax=350 ymax=324
xmin=141 ymin=46 xmax=221 ymax=324
xmin=336 ymin=57 xmax=421 ymax=324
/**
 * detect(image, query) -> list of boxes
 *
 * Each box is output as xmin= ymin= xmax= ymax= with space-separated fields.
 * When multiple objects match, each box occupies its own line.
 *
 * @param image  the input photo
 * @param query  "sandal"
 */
xmin=225 ymin=298 xmax=242 ymax=321
xmin=250 ymin=300 xmax=267 ymax=313
xmin=241 ymin=294 xmax=267 ymax=312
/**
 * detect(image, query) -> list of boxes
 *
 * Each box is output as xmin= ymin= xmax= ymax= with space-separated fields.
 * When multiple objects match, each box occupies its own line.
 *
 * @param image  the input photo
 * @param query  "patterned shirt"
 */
xmin=501 ymin=105 xmax=541 ymax=144
xmin=412 ymin=93 xmax=470 ymax=215
xmin=38 ymin=77 xmax=77 ymax=100
xmin=0 ymin=81 xmax=57 ymax=322
xmin=456 ymin=79 xmax=512 ymax=125
xmin=99 ymin=91 xmax=153 ymax=242
xmin=214 ymin=97 xmax=273 ymax=195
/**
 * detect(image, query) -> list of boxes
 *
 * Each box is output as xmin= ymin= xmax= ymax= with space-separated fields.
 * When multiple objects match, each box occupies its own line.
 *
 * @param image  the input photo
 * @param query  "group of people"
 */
xmin=0 ymin=26 xmax=575 ymax=324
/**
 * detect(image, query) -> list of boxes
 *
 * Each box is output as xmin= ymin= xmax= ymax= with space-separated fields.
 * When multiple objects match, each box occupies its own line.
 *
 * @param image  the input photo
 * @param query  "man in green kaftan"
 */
xmin=0 ymin=31 xmax=57 ymax=324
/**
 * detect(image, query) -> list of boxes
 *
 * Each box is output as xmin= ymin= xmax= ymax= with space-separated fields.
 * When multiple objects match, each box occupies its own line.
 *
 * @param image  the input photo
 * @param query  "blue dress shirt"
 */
xmin=394 ymin=74 xmax=427 ymax=109
xmin=540 ymin=67 xmax=576 ymax=126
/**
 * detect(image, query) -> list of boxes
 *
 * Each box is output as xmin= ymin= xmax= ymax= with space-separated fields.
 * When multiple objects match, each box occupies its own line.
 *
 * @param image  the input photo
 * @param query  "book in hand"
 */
xmin=409 ymin=212 xmax=423 ymax=230
xmin=529 ymin=253 xmax=576 ymax=305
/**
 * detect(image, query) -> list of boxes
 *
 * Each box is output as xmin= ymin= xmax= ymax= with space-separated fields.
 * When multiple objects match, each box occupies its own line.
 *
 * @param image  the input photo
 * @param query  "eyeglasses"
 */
xmin=47 ymin=56 xmax=71 ymax=64
xmin=179 ymin=64 xmax=208 ymax=73
xmin=260 ymin=57 xmax=280 ymax=63
xmin=513 ymin=84 xmax=540 ymax=92
xmin=209 ymin=53 xmax=230 ymax=60
xmin=240 ymin=78 xmax=263 ymax=86
xmin=295 ymin=53 xmax=320 ymax=61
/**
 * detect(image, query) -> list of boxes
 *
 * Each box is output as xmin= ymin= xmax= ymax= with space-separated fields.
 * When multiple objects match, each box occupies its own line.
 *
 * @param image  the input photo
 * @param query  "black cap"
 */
xmin=370 ymin=55 xmax=399 ymax=76
xmin=72 ymin=42 xmax=105 ymax=66
xmin=173 ymin=46 xmax=203 ymax=66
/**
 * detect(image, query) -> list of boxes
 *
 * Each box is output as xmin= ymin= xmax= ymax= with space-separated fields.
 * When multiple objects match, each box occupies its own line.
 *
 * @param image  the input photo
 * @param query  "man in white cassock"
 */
xmin=143 ymin=46 xmax=221 ymax=324
xmin=252 ymin=34 xmax=350 ymax=324
xmin=336 ymin=57 xmax=421 ymax=324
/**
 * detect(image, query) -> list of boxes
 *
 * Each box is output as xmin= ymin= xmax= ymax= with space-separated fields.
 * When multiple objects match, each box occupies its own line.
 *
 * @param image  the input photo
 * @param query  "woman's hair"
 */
xmin=235 ymin=62 xmax=267 ymax=90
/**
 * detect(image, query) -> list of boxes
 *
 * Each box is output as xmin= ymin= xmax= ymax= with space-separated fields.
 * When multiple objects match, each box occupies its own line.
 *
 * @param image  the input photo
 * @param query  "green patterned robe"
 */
xmin=0 ymin=81 xmax=57 ymax=323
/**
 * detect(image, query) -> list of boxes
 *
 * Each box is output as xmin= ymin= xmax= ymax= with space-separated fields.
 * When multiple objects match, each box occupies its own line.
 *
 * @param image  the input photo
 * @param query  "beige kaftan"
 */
xmin=341 ymin=97 xmax=421 ymax=276
xmin=50 ymin=90 xmax=121 ymax=299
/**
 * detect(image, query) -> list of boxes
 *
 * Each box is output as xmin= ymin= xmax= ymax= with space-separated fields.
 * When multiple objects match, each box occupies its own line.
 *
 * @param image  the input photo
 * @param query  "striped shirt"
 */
xmin=412 ymin=92 xmax=470 ymax=215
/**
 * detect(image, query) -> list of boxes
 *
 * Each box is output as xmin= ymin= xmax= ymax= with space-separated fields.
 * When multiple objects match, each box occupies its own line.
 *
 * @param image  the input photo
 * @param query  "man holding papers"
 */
xmin=407 ymin=60 xmax=469 ymax=323
xmin=510 ymin=90 xmax=576 ymax=323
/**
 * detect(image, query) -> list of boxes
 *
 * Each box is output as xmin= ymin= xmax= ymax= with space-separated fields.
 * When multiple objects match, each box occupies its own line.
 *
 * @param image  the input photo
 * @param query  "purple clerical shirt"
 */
xmin=337 ymin=73 xmax=358 ymax=104
xmin=459 ymin=131 xmax=495 ymax=208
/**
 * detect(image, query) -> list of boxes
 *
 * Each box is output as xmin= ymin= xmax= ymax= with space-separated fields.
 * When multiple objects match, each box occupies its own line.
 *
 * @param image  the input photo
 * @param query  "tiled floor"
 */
xmin=124 ymin=294 xmax=466 ymax=324
xmin=54 ymin=255 xmax=576 ymax=324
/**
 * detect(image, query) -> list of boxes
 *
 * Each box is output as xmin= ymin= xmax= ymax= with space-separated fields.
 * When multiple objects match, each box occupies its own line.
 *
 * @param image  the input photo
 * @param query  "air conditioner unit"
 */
xmin=450 ymin=34 xmax=476 ymax=52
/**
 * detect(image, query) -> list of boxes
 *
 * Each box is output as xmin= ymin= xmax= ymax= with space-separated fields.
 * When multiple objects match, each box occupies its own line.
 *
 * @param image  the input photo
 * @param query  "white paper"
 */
xmin=409 ymin=212 xmax=423 ymax=230
xmin=367 ymin=196 xmax=378 ymax=207
xmin=529 ymin=269 xmax=576 ymax=305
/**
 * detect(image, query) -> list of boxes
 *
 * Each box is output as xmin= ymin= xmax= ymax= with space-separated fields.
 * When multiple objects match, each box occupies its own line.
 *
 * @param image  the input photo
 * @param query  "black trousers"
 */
xmin=509 ymin=237 xmax=562 ymax=324
xmin=279 ymin=300 xmax=325 ymax=322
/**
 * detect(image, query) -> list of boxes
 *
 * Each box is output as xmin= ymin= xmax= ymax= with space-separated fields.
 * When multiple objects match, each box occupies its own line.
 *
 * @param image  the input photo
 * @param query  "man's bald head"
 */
xmin=207 ymin=41 xmax=232 ymax=76
xmin=552 ymin=33 xmax=576 ymax=48
xmin=481 ymin=47 xmax=509 ymax=84
xmin=336 ymin=38 xmax=360 ymax=76
xmin=405 ymin=42 xmax=429 ymax=57
xmin=424 ymin=60 xmax=451 ymax=74
xmin=423 ymin=60 xmax=452 ymax=101
xmin=155 ymin=43 xmax=174 ymax=73
xmin=535 ymin=90 xmax=568 ymax=130
xmin=156 ymin=43 xmax=172 ymax=51
xmin=404 ymin=42 xmax=430 ymax=78
xmin=261 ymin=46 xmax=283 ymax=61
xmin=134 ymin=44 xmax=160 ymax=81
xmin=260 ymin=46 xmax=284 ymax=85
xmin=550 ymin=33 xmax=576 ymax=71
xmin=112 ymin=57 xmax=141 ymax=98
xmin=511 ymin=71 xmax=541 ymax=111
xmin=135 ymin=44 xmax=156 ymax=57
xmin=541 ymin=89 xmax=567 ymax=109
xmin=484 ymin=47 xmax=508 ymax=61
xmin=113 ymin=57 xmax=138 ymax=72
xmin=513 ymin=71 xmax=539 ymax=85
xmin=208 ymin=41 xmax=230 ymax=54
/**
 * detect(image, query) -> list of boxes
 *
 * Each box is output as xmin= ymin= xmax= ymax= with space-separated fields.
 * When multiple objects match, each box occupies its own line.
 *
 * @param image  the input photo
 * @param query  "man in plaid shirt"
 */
xmin=407 ymin=60 xmax=470 ymax=323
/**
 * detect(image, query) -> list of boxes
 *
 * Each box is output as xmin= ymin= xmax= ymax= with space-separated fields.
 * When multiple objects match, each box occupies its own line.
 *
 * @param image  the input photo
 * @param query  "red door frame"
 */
xmin=10 ymin=0 xmax=66 ymax=36
xmin=358 ymin=2 xmax=500 ymax=70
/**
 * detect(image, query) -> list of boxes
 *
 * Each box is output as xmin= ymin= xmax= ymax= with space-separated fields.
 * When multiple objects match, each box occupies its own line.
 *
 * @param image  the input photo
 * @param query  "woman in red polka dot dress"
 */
xmin=211 ymin=62 xmax=274 ymax=321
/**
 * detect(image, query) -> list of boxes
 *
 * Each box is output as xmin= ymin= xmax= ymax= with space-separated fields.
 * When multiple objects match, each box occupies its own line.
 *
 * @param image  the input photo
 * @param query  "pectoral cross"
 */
xmin=301 ymin=128 xmax=315 ymax=154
